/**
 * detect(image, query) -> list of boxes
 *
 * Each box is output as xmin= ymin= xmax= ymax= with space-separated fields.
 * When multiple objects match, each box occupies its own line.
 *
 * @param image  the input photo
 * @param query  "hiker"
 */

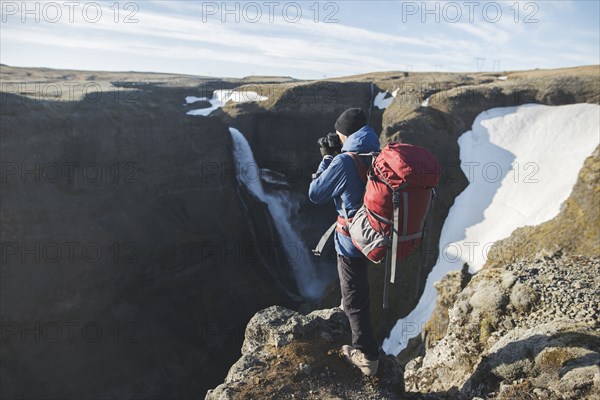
xmin=308 ymin=108 xmax=381 ymax=376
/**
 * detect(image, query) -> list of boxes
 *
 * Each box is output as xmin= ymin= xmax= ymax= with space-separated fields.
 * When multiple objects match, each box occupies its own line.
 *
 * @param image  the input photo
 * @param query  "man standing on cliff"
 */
xmin=308 ymin=108 xmax=381 ymax=376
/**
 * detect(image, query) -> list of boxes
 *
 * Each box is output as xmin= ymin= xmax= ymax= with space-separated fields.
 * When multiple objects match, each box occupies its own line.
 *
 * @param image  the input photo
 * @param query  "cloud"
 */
xmin=2 ymin=3 xmax=469 ymax=76
xmin=0 ymin=0 xmax=597 ymax=78
xmin=450 ymin=22 xmax=512 ymax=45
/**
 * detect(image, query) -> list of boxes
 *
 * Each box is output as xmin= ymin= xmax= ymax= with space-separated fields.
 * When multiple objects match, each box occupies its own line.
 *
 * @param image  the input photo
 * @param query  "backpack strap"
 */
xmin=346 ymin=152 xmax=369 ymax=185
xmin=337 ymin=153 xmax=369 ymax=237
xmin=341 ymin=202 xmax=351 ymax=231
xmin=414 ymin=188 xmax=436 ymax=298
xmin=312 ymin=207 xmax=359 ymax=255
xmin=383 ymin=181 xmax=410 ymax=308
xmin=389 ymin=189 xmax=402 ymax=284
xmin=383 ymin=188 xmax=402 ymax=308
xmin=312 ymin=221 xmax=337 ymax=256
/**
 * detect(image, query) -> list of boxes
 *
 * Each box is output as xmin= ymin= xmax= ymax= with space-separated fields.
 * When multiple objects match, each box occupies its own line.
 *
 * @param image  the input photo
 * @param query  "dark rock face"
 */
xmin=187 ymin=99 xmax=213 ymax=109
xmin=0 ymin=74 xmax=297 ymax=399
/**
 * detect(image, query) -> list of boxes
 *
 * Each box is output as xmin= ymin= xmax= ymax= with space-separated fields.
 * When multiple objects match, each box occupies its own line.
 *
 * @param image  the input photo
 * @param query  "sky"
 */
xmin=1 ymin=0 xmax=599 ymax=79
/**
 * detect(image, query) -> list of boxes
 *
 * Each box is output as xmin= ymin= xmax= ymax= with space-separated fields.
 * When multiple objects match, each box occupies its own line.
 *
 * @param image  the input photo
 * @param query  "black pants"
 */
xmin=337 ymin=254 xmax=379 ymax=361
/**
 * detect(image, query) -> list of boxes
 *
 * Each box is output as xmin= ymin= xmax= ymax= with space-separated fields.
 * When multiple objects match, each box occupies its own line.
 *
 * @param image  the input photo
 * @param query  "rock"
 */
xmin=186 ymin=99 xmax=212 ymax=109
xmin=206 ymin=306 xmax=405 ymax=399
xmin=462 ymin=320 xmax=600 ymax=398
xmin=510 ymin=282 xmax=539 ymax=313
xmin=405 ymin=254 xmax=600 ymax=400
xmin=500 ymin=271 xmax=517 ymax=289
xmin=469 ymin=280 xmax=507 ymax=316
xmin=299 ymin=362 xmax=312 ymax=375
xmin=558 ymin=365 xmax=600 ymax=395
xmin=321 ymin=331 xmax=335 ymax=343
xmin=501 ymin=319 xmax=515 ymax=331
xmin=533 ymin=388 xmax=545 ymax=396
xmin=401 ymin=263 xmax=472 ymax=364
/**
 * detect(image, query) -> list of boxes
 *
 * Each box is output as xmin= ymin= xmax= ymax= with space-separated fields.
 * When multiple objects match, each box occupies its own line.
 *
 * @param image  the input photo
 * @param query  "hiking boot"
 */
xmin=341 ymin=345 xmax=379 ymax=376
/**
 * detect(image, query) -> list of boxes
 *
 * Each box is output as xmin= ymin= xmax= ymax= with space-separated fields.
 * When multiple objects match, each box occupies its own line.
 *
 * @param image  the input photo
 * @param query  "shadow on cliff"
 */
xmin=0 ymin=85 xmax=303 ymax=400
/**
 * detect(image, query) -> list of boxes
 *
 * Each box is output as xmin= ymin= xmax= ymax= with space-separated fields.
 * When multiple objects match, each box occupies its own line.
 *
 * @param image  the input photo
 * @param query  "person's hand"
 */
xmin=318 ymin=136 xmax=336 ymax=157
xmin=318 ymin=133 xmax=342 ymax=157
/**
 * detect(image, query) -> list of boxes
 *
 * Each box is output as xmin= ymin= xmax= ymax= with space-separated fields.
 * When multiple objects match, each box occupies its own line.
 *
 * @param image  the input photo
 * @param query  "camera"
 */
xmin=318 ymin=132 xmax=342 ymax=156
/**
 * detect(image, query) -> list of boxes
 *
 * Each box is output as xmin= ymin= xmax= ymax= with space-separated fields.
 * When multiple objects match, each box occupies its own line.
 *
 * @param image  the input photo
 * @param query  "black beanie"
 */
xmin=334 ymin=108 xmax=367 ymax=136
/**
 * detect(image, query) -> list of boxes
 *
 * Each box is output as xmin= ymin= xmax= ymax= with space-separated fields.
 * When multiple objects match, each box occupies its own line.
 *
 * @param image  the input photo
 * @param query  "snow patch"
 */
xmin=497 ymin=76 xmax=508 ymax=81
xmin=185 ymin=96 xmax=208 ymax=104
xmin=187 ymin=102 xmax=222 ymax=117
xmin=187 ymin=90 xmax=268 ymax=116
xmin=373 ymin=89 xmax=398 ymax=110
xmin=422 ymin=97 xmax=431 ymax=107
xmin=213 ymin=90 xmax=234 ymax=103
xmin=382 ymin=103 xmax=600 ymax=356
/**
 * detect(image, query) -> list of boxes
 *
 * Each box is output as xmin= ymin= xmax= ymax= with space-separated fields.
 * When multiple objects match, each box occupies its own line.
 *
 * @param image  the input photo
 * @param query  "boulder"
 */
xmin=206 ymin=306 xmax=405 ymax=400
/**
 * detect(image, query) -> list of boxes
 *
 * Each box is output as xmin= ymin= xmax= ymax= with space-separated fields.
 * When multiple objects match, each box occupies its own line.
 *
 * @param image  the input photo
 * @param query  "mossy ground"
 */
xmin=479 ymin=314 xmax=499 ymax=346
xmin=538 ymin=348 xmax=577 ymax=372
xmin=229 ymin=331 xmax=405 ymax=400
xmin=496 ymin=380 xmax=537 ymax=400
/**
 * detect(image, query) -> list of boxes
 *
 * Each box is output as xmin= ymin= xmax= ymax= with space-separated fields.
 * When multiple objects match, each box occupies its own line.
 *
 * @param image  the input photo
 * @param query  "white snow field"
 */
xmin=187 ymin=90 xmax=268 ymax=116
xmin=383 ymin=103 xmax=600 ymax=355
xmin=229 ymin=127 xmax=328 ymax=300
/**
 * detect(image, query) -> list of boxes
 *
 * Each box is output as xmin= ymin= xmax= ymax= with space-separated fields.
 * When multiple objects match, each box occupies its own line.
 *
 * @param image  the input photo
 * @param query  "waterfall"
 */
xmin=229 ymin=127 xmax=327 ymax=301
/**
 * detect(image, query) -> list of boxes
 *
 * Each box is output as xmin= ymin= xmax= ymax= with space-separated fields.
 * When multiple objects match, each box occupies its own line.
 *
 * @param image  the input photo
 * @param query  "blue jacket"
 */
xmin=308 ymin=126 xmax=381 ymax=257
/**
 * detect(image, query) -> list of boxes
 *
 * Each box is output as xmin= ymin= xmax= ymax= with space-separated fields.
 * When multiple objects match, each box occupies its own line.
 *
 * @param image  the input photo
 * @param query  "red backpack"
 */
xmin=348 ymin=143 xmax=440 ymax=308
